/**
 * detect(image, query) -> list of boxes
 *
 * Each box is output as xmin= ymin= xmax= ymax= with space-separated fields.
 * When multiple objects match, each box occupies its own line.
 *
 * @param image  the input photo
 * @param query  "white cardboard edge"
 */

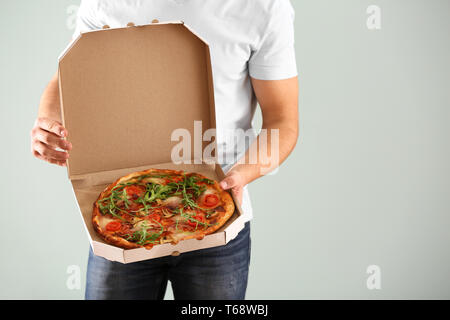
xmin=58 ymin=33 xmax=82 ymax=62
xmin=69 ymin=186 xmax=94 ymax=249
xmin=122 ymin=232 xmax=227 ymax=263
xmin=88 ymin=213 xmax=243 ymax=264
xmin=89 ymin=222 xmax=237 ymax=264
xmin=92 ymin=241 xmax=125 ymax=263
xmin=224 ymin=214 xmax=247 ymax=243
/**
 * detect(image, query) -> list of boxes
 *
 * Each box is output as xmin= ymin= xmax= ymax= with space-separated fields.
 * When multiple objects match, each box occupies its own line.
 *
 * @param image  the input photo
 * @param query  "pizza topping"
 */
xmin=161 ymin=207 xmax=176 ymax=218
xmin=161 ymin=218 xmax=175 ymax=227
xmin=98 ymin=216 xmax=117 ymax=230
xmin=119 ymin=223 xmax=133 ymax=235
xmin=162 ymin=196 xmax=182 ymax=209
xmin=179 ymin=210 xmax=215 ymax=230
xmin=141 ymin=177 xmax=166 ymax=185
xmin=105 ymin=221 xmax=122 ymax=232
xmin=125 ymin=185 xmax=144 ymax=199
xmin=206 ymin=210 xmax=219 ymax=218
xmin=148 ymin=213 xmax=161 ymax=223
xmin=145 ymin=184 xmax=173 ymax=203
xmin=126 ymin=220 xmax=164 ymax=245
xmin=170 ymin=175 xmax=184 ymax=183
xmin=133 ymin=218 xmax=159 ymax=231
xmin=187 ymin=214 xmax=206 ymax=228
xmin=203 ymin=194 xmax=220 ymax=208
xmin=95 ymin=170 xmax=229 ymax=249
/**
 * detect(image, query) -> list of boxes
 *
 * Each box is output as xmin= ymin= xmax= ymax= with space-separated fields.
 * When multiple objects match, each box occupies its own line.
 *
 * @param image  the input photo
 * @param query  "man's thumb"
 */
xmin=219 ymin=175 xmax=236 ymax=190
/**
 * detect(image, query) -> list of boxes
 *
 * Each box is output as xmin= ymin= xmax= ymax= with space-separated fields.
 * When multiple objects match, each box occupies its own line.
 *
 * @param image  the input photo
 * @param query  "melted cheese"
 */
xmin=141 ymin=177 xmax=165 ymax=184
xmin=98 ymin=216 xmax=116 ymax=230
xmin=170 ymin=231 xmax=196 ymax=242
xmin=132 ymin=219 xmax=159 ymax=232
xmin=203 ymin=188 xmax=216 ymax=195
xmin=162 ymin=196 xmax=182 ymax=207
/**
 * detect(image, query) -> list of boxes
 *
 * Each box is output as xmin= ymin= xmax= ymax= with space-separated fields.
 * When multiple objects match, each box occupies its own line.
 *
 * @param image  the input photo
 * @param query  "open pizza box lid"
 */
xmin=58 ymin=21 xmax=245 ymax=263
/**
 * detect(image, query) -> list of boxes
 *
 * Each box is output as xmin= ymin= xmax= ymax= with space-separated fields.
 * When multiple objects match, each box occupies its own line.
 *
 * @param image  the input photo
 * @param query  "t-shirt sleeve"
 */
xmin=248 ymin=0 xmax=298 ymax=80
xmin=72 ymin=0 xmax=103 ymax=39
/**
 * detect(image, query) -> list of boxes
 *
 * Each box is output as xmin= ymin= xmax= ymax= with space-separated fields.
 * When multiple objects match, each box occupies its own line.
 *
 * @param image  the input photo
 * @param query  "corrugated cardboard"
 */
xmin=58 ymin=22 xmax=245 ymax=263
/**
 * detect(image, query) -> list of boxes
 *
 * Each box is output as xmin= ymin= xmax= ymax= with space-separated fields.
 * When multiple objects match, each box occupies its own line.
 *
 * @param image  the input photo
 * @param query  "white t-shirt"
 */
xmin=72 ymin=0 xmax=297 ymax=222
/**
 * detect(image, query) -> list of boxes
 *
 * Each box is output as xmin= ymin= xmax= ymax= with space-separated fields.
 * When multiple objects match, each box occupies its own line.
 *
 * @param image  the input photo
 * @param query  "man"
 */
xmin=31 ymin=0 xmax=298 ymax=300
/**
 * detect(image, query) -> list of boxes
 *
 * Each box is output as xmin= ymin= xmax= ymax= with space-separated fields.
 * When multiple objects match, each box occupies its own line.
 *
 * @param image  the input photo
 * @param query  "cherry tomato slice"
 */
xmin=203 ymin=194 xmax=219 ymax=207
xmin=187 ymin=221 xmax=196 ymax=227
xmin=105 ymin=221 xmax=122 ymax=232
xmin=125 ymin=185 xmax=144 ymax=198
xmin=187 ymin=215 xmax=205 ymax=227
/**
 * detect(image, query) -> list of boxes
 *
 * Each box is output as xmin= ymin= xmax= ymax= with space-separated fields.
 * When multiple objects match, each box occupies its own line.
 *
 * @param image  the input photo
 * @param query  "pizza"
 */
xmin=92 ymin=168 xmax=235 ymax=249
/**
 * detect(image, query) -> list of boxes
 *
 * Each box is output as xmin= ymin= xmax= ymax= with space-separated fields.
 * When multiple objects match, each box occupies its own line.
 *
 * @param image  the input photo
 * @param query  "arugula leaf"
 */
xmin=126 ymin=220 xmax=164 ymax=245
xmin=144 ymin=183 xmax=173 ymax=203
xmin=180 ymin=212 xmax=217 ymax=228
xmin=121 ymin=189 xmax=130 ymax=209
xmin=201 ymin=178 xmax=214 ymax=185
xmin=97 ymin=172 xmax=213 ymax=222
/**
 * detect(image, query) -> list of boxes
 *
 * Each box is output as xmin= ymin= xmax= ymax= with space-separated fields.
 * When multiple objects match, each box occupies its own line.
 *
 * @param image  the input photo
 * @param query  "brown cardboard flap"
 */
xmin=59 ymin=23 xmax=215 ymax=177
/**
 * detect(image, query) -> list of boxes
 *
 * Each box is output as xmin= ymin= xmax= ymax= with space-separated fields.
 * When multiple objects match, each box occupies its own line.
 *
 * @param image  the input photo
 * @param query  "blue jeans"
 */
xmin=85 ymin=222 xmax=251 ymax=300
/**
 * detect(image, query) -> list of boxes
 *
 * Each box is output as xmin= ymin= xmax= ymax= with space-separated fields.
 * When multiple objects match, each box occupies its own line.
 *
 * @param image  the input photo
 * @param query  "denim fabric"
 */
xmin=85 ymin=222 xmax=251 ymax=300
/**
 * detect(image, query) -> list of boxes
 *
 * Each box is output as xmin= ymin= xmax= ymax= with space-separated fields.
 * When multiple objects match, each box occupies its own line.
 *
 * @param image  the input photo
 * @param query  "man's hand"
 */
xmin=30 ymin=117 xmax=72 ymax=167
xmin=32 ymin=72 xmax=71 ymax=167
xmin=219 ymin=169 xmax=245 ymax=205
xmin=219 ymin=164 xmax=254 ymax=205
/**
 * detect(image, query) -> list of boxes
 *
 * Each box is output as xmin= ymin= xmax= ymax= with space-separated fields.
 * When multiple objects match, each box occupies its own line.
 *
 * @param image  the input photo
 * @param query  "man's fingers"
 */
xmin=33 ymin=141 xmax=69 ymax=161
xmin=32 ymin=127 xmax=72 ymax=151
xmin=219 ymin=171 xmax=244 ymax=205
xmin=35 ymin=117 xmax=67 ymax=137
xmin=31 ymin=117 xmax=70 ymax=167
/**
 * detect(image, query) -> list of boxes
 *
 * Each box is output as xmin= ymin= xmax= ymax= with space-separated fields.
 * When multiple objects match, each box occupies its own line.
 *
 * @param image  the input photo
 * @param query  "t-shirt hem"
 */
xmin=249 ymin=66 xmax=298 ymax=81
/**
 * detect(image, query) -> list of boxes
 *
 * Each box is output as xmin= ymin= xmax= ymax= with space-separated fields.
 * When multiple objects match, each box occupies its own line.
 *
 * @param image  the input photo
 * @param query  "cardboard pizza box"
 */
xmin=58 ymin=21 xmax=246 ymax=263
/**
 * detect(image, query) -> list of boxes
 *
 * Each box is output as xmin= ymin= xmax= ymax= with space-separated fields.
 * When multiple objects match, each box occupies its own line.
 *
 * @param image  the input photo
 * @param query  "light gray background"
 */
xmin=1 ymin=0 xmax=449 ymax=299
